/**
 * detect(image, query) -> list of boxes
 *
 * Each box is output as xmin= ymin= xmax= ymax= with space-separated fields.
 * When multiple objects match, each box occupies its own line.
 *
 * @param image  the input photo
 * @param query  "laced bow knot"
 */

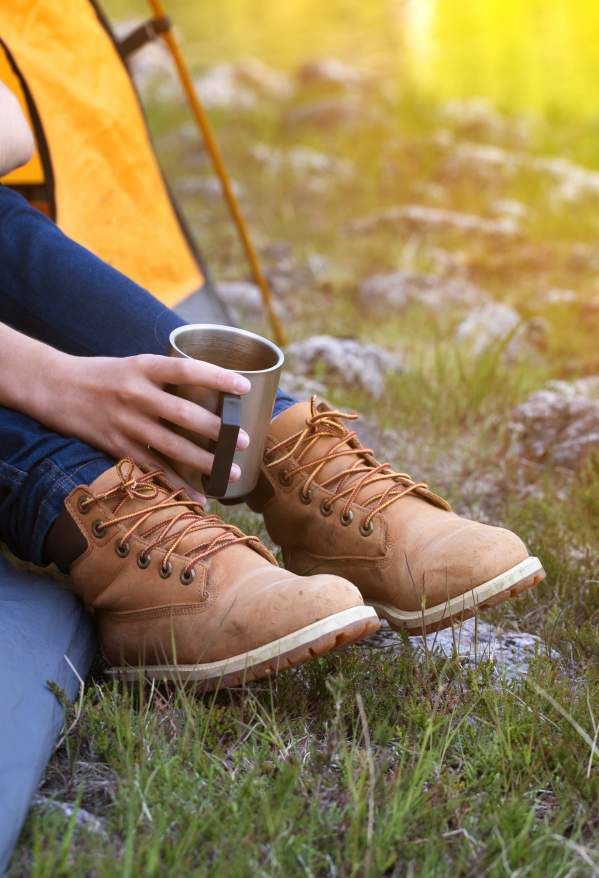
xmin=80 ymin=458 xmax=276 ymax=575
xmin=115 ymin=459 xmax=158 ymax=502
xmin=264 ymin=396 xmax=447 ymax=526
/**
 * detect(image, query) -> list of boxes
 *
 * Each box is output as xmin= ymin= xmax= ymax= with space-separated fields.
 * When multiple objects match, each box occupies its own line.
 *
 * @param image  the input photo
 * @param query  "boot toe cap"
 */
xmin=402 ymin=520 xmax=530 ymax=610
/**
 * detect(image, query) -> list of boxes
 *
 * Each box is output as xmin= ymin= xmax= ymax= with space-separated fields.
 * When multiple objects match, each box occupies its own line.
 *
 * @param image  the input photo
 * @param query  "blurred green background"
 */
xmin=105 ymin=0 xmax=599 ymax=120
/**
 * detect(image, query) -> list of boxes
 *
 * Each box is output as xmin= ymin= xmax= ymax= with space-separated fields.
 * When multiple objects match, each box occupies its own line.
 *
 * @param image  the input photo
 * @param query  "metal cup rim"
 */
xmin=169 ymin=323 xmax=284 ymax=375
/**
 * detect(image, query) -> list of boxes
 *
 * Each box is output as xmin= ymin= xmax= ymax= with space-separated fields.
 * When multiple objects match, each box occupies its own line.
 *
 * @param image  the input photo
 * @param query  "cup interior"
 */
xmin=171 ymin=325 xmax=283 ymax=373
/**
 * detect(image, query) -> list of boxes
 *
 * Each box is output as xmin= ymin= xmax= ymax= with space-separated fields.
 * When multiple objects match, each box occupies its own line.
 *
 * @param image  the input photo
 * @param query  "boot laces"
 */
xmin=264 ymin=396 xmax=445 ymax=528
xmin=79 ymin=459 xmax=275 ymax=575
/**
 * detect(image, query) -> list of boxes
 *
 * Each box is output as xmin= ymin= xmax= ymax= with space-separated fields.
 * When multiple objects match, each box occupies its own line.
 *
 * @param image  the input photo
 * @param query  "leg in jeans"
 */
xmin=0 ymin=185 xmax=298 ymax=383
xmin=0 ymin=186 xmax=296 ymax=563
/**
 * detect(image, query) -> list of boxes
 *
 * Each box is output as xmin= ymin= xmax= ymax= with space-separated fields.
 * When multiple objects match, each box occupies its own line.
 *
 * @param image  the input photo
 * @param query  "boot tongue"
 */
xmin=87 ymin=460 xmax=230 ymax=553
xmin=269 ymin=399 xmax=385 ymax=504
xmin=268 ymin=399 xmax=450 ymax=511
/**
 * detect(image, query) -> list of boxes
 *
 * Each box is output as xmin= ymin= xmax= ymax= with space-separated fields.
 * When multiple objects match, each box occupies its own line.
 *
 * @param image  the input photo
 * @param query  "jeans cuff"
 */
xmin=28 ymin=456 xmax=113 ymax=565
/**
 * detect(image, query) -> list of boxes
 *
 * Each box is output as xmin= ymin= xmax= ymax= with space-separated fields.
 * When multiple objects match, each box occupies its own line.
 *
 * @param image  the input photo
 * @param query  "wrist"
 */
xmin=28 ymin=346 xmax=75 ymax=426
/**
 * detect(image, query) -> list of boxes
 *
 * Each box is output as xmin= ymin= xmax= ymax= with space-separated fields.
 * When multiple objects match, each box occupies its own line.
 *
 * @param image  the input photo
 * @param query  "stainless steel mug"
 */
xmin=167 ymin=324 xmax=284 ymax=500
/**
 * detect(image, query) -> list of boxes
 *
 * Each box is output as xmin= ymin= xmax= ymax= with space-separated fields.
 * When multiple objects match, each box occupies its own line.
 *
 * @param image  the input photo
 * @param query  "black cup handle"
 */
xmin=204 ymin=393 xmax=242 ymax=498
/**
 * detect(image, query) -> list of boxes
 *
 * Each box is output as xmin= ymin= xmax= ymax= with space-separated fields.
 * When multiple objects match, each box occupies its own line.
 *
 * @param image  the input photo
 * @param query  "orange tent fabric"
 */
xmin=0 ymin=0 xmax=203 ymax=307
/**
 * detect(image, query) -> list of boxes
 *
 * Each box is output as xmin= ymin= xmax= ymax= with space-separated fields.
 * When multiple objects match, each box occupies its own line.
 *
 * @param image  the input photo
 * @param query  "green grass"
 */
xmin=8 ymin=14 xmax=599 ymax=877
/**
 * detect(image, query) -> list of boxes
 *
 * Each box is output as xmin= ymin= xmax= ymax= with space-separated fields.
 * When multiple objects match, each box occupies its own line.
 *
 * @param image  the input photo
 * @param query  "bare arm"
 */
xmin=0 ymin=322 xmax=250 ymax=500
xmin=0 ymin=82 xmax=35 ymax=176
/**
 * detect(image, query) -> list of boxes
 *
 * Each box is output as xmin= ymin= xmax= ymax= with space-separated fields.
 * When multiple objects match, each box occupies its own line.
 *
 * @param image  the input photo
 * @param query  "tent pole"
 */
xmin=147 ymin=0 xmax=287 ymax=347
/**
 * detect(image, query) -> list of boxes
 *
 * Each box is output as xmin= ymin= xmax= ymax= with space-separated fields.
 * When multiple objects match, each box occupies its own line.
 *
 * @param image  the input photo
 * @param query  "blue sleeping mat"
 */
xmin=0 ymin=554 xmax=96 ymax=874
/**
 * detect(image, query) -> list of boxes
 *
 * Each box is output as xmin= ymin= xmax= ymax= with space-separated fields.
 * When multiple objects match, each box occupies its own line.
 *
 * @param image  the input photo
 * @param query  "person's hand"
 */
xmin=42 ymin=351 xmax=251 ymax=501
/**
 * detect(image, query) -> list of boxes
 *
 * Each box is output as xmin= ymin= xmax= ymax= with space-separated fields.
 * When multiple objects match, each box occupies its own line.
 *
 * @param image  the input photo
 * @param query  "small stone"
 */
xmin=490 ymin=197 xmax=528 ymax=221
xmin=33 ymin=796 xmax=108 ymax=837
xmin=541 ymin=288 xmax=579 ymax=305
xmin=260 ymin=242 xmax=325 ymax=299
xmin=285 ymin=97 xmax=370 ymax=130
xmin=351 ymin=204 xmax=520 ymax=239
xmin=215 ymin=281 xmax=264 ymax=316
xmin=445 ymin=141 xmax=599 ymax=203
xmin=194 ymin=59 xmax=292 ymax=110
xmin=546 ymin=376 xmax=599 ymax=401
xmin=250 ymin=143 xmax=353 ymax=178
xmin=358 ymin=270 xmax=489 ymax=314
xmin=362 ymin=618 xmax=555 ymax=681
xmin=194 ymin=65 xmax=256 ymax=109
xmin=441 ymin=98 xmax=530 ymax=145
xmin=285 ymin=336 xmax=403 ymax=399
xmin=455 ymin=302 xmax=526 ymax=357
xmin=509 ymin=384 xmax=599 ymax=469
xmin=233 ymin=58 xmax=293 ymax=100
xmin=296 ymin=58 xmax=365 ymax=89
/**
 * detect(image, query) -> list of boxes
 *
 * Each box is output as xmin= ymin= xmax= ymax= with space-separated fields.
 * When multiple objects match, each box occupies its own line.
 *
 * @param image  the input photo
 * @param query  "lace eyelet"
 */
xmin=340 ymin=509 xmax=354 ymax=527
xmin=159 ymin=560 xmax=173 ymax=579
xmin=299 ymin=487 xmax=313 ymax=505
xmin=92 ymin=519 xmax=106 ymax=538
xmin=320 ymin=499 xmax=333 ymax=517
xmin=180 ymin=568 xmax=196 ymax=586
xmin=278 ymin=469 xmax=293 ymax=487
xmin=359 ymin=519 xmax=375 ymax=537
xmin=78 ymin=494 xmax=93 ymax=514
xmin=115 ymin=541 xmax=130 ymax=558
xmin=137 ymin=551 xmax=151 ymax=569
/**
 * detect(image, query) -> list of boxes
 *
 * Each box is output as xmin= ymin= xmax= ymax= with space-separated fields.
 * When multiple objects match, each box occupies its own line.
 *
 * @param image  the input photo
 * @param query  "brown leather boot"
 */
xmin=252 ymin=398 xmax=545 ymax=634
xmin=55 ymin=459 xmax=379 ymax=686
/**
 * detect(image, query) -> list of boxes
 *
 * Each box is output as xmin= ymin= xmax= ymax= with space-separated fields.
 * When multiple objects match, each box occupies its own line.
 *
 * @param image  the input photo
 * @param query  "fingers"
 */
xmin=151 ymin=390 xmax=250 ymax=451
xmin=129 ymin=416 xmax=242 ymax=482
xmin=138 ymin=354 xmax=251 ymax=396
xmin=129 ymin=444 xmax=207 ymax=505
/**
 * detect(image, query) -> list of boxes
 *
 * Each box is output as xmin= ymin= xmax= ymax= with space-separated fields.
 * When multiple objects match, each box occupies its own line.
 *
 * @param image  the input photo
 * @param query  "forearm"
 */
xmin=0 ymin=322 xmax=69 ymax=424
xmin=0 ymin=185 xmax=180 ymax=358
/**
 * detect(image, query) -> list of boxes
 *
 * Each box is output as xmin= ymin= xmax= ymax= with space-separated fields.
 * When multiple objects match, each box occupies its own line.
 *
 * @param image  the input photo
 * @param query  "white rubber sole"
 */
xmin=369 ymin=556 xmax=545 ymax=634
xmin=105 ymin=605 xmax=379 ymax=687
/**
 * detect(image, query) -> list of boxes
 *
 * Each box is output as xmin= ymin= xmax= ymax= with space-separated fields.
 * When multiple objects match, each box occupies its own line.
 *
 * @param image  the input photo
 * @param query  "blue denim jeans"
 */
xmin=0 ymin=185 xmax=296 ymax=564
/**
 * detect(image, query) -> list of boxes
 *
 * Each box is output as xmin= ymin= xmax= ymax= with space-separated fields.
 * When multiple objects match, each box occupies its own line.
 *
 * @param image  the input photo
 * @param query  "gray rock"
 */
xmin=285 ymin=97 xmax=370 ymax=130
xmin=194 ymin=59 xmax=292 ymax=109
xmin=193 ymin=65 xmax=256 ymax=110
xmin=285 ymin=336 xmax=403 ymax=399
xmin=541 ymin=287 xmax=579 ymax=305
xmin=250 ymin=143 xmax=353 ymax=177
xmin=352 ymin=204 xmax=520 ymax=238
xmin=261 ymin=242 xmax=327 ymax=299
xmin=455 ymin=302 xmax=522 ymax=355
xmin=509 ymin=385 xmax=599 ymax=469
xmin=490 ymin=197 xmax=528 ymax=221
xmin=33 ymin=796 xmax=108 ymax=837
xmin=441 ymin=98 xmax=531 ymax=145
xmin=358 ymin=270 xmax=489 ymax=314
xmin=215 ymin=281 xmax=264 ymax=316
xmin=455 ymin=303 xmax=547 ymax=359
xmin=546 ymin=375 xmax=599 ymax=401
xmin=447 ymin=141 xmax=599 ymax=202
xmin=362 ymin=619 xmax=555 ymax=681
xmin=296 ymin=58 xmax=365 ymax=89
